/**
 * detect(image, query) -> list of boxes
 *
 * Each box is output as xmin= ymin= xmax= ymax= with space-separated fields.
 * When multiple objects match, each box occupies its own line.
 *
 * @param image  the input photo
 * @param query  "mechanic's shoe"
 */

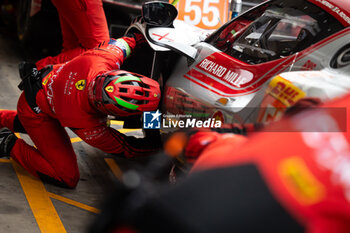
xmin=18 ymin=61 xmax=36 ymax=80
xmin=0 ymin=128 xmax=17 ymax=157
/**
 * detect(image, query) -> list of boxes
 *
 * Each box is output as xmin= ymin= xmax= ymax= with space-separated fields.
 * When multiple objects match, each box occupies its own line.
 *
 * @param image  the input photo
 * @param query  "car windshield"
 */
xmin=207 ymin=0 xmax=344 ymax=64
xmin=232 ymin=7 xmax=319 ymax=60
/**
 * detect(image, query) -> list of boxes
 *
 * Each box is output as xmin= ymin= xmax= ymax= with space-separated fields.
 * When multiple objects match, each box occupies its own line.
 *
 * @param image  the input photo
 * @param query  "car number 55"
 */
xmin=176 ymin=0 xmax=228 ymax=29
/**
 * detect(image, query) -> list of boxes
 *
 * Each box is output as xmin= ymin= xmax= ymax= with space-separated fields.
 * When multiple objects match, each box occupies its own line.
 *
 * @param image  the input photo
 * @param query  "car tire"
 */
xmin=330 ymin=43 xmax=350 ymax=68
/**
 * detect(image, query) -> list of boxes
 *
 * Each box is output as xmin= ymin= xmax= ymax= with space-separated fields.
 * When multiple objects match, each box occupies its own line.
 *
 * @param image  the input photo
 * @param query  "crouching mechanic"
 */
xmin=0 ymin=33 xmax=161 ymax=188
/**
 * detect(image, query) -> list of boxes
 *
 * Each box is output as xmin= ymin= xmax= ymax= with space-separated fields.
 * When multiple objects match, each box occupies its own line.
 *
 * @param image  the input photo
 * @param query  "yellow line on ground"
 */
xmin=70 ymin=137 xmax=83 ymax=143
xmin=118 ymin=128 xmax=140 ymax=133
xmin=104 ymin=158 xmax=123 ymax=180
xmin=12 ymin=160 xmax=67 ymax=233
xmin=110 ymin=120 xmax=124 ymax=125
xmin=0 ymin=158 xmax=11 ymax=163
xmin=47 ymin=192 xmax=100 ymax=214
xmin=69 ymin=128 xmax=140 ymax=143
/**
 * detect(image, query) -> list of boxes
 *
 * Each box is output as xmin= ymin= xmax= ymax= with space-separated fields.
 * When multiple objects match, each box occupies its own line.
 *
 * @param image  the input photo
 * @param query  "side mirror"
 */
xmin=142 ymin=1 xmax=178 ymax=27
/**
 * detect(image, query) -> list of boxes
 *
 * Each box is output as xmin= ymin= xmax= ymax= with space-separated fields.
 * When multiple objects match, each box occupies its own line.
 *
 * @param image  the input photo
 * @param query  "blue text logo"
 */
xmin=143 ymin=110 xmax=162 ymax=129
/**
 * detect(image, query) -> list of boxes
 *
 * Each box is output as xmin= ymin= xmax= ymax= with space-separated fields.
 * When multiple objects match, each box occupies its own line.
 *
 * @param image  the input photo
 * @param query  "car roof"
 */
xmin=308 ymin=0 xmax=350 ymax=26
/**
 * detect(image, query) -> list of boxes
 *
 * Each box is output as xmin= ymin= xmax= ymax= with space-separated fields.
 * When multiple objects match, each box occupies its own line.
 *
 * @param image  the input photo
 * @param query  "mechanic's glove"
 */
xmin=164 ymin=129 xmax=249 ymax=183
xmin=164 ymin=129 xmax=210 ymax=183
xmin=125 ymin=30 xmax=147 ymax=47
xmin=184 ymin=131 xmax=224 ymax=163
xmin=164 ymin=130 xmax=222 ymax=165
xmin=164 ymin=124 xmax=256 ymax=165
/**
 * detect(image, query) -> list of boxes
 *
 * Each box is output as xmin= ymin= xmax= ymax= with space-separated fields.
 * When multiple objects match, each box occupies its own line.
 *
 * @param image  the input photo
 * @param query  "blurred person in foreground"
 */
xmin=0 ymin=31 xmax=160 ymax=188
xmin=90 ymin=93 xmax=350 ymax=233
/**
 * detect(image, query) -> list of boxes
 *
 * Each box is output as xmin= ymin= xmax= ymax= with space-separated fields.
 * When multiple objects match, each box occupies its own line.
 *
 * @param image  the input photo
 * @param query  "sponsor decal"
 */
xmin=185 ymin=51 xmax=288 ymax=96
xmin=313 ymin=0 xmax=350 ymax=25
xmin=268 ymin=76 xmax=306 ymax=107
xmin=257 ymin=75 xmax=305 ymax=122
xmin=151 ymin=32 xmax=174 ymax=41
xmin=64 ymin=72 xmax=78 ymax=95
xmin=198 ymin=58 xmax=227 ymax=77
xmin=47 ymin=64 xmax=65 ymax=113
xmin=143 ymin=110 xmax=222 ymax=129
xmin=82 ymin=127 xmax=106 ymax=141
xmin=75 ymin=80 xmax=86 ymax=90
xmin=279 ymin=157 xmax=325 ymax=205
xmin=33 ymin=106 xmax=41 ymax=114
xmin=197 ymin=57 xmax=253 ymax=88
xmin=301 ymin=60 xmax=317 ymax=71
xmin=105 ymin=86 xmax=114 ymax=93
xmin=42 ymin=72 xmax=52 ymax=86
xmin=302 ymin=131 xmax=350 ymax=202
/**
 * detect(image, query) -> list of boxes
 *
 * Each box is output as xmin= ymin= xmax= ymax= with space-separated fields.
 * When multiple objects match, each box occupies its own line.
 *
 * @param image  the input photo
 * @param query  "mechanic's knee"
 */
xmin=38 ymin=171 xmax=79 ymax=188
xmin=62 ymin=171 xmax=80 ymax=188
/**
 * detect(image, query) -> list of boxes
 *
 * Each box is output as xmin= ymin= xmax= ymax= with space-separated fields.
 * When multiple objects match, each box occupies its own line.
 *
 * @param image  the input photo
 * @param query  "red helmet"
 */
xmin=88 ymin=70 xmax=161 ymax=116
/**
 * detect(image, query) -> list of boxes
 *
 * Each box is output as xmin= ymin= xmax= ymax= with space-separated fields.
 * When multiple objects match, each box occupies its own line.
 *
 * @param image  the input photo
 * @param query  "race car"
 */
xmin=257 ymin=43 xmax=350 ymax=124
xmin=159 ymin=0 xmax=350 ymax=129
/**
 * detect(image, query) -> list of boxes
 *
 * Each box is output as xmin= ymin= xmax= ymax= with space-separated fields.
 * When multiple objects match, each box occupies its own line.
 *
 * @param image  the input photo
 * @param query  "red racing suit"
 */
xmin=36 ymin=0 xmax=110 ymax=70
xmin=189 ymin=94 xmax=350 ymax=233
xmin=1 ymin=36 xmax=156 ymax=188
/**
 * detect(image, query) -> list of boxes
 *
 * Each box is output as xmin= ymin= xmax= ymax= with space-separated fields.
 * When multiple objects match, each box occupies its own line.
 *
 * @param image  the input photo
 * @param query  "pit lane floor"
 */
xmin=0 ymin=30 xmax=145 ymax=233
